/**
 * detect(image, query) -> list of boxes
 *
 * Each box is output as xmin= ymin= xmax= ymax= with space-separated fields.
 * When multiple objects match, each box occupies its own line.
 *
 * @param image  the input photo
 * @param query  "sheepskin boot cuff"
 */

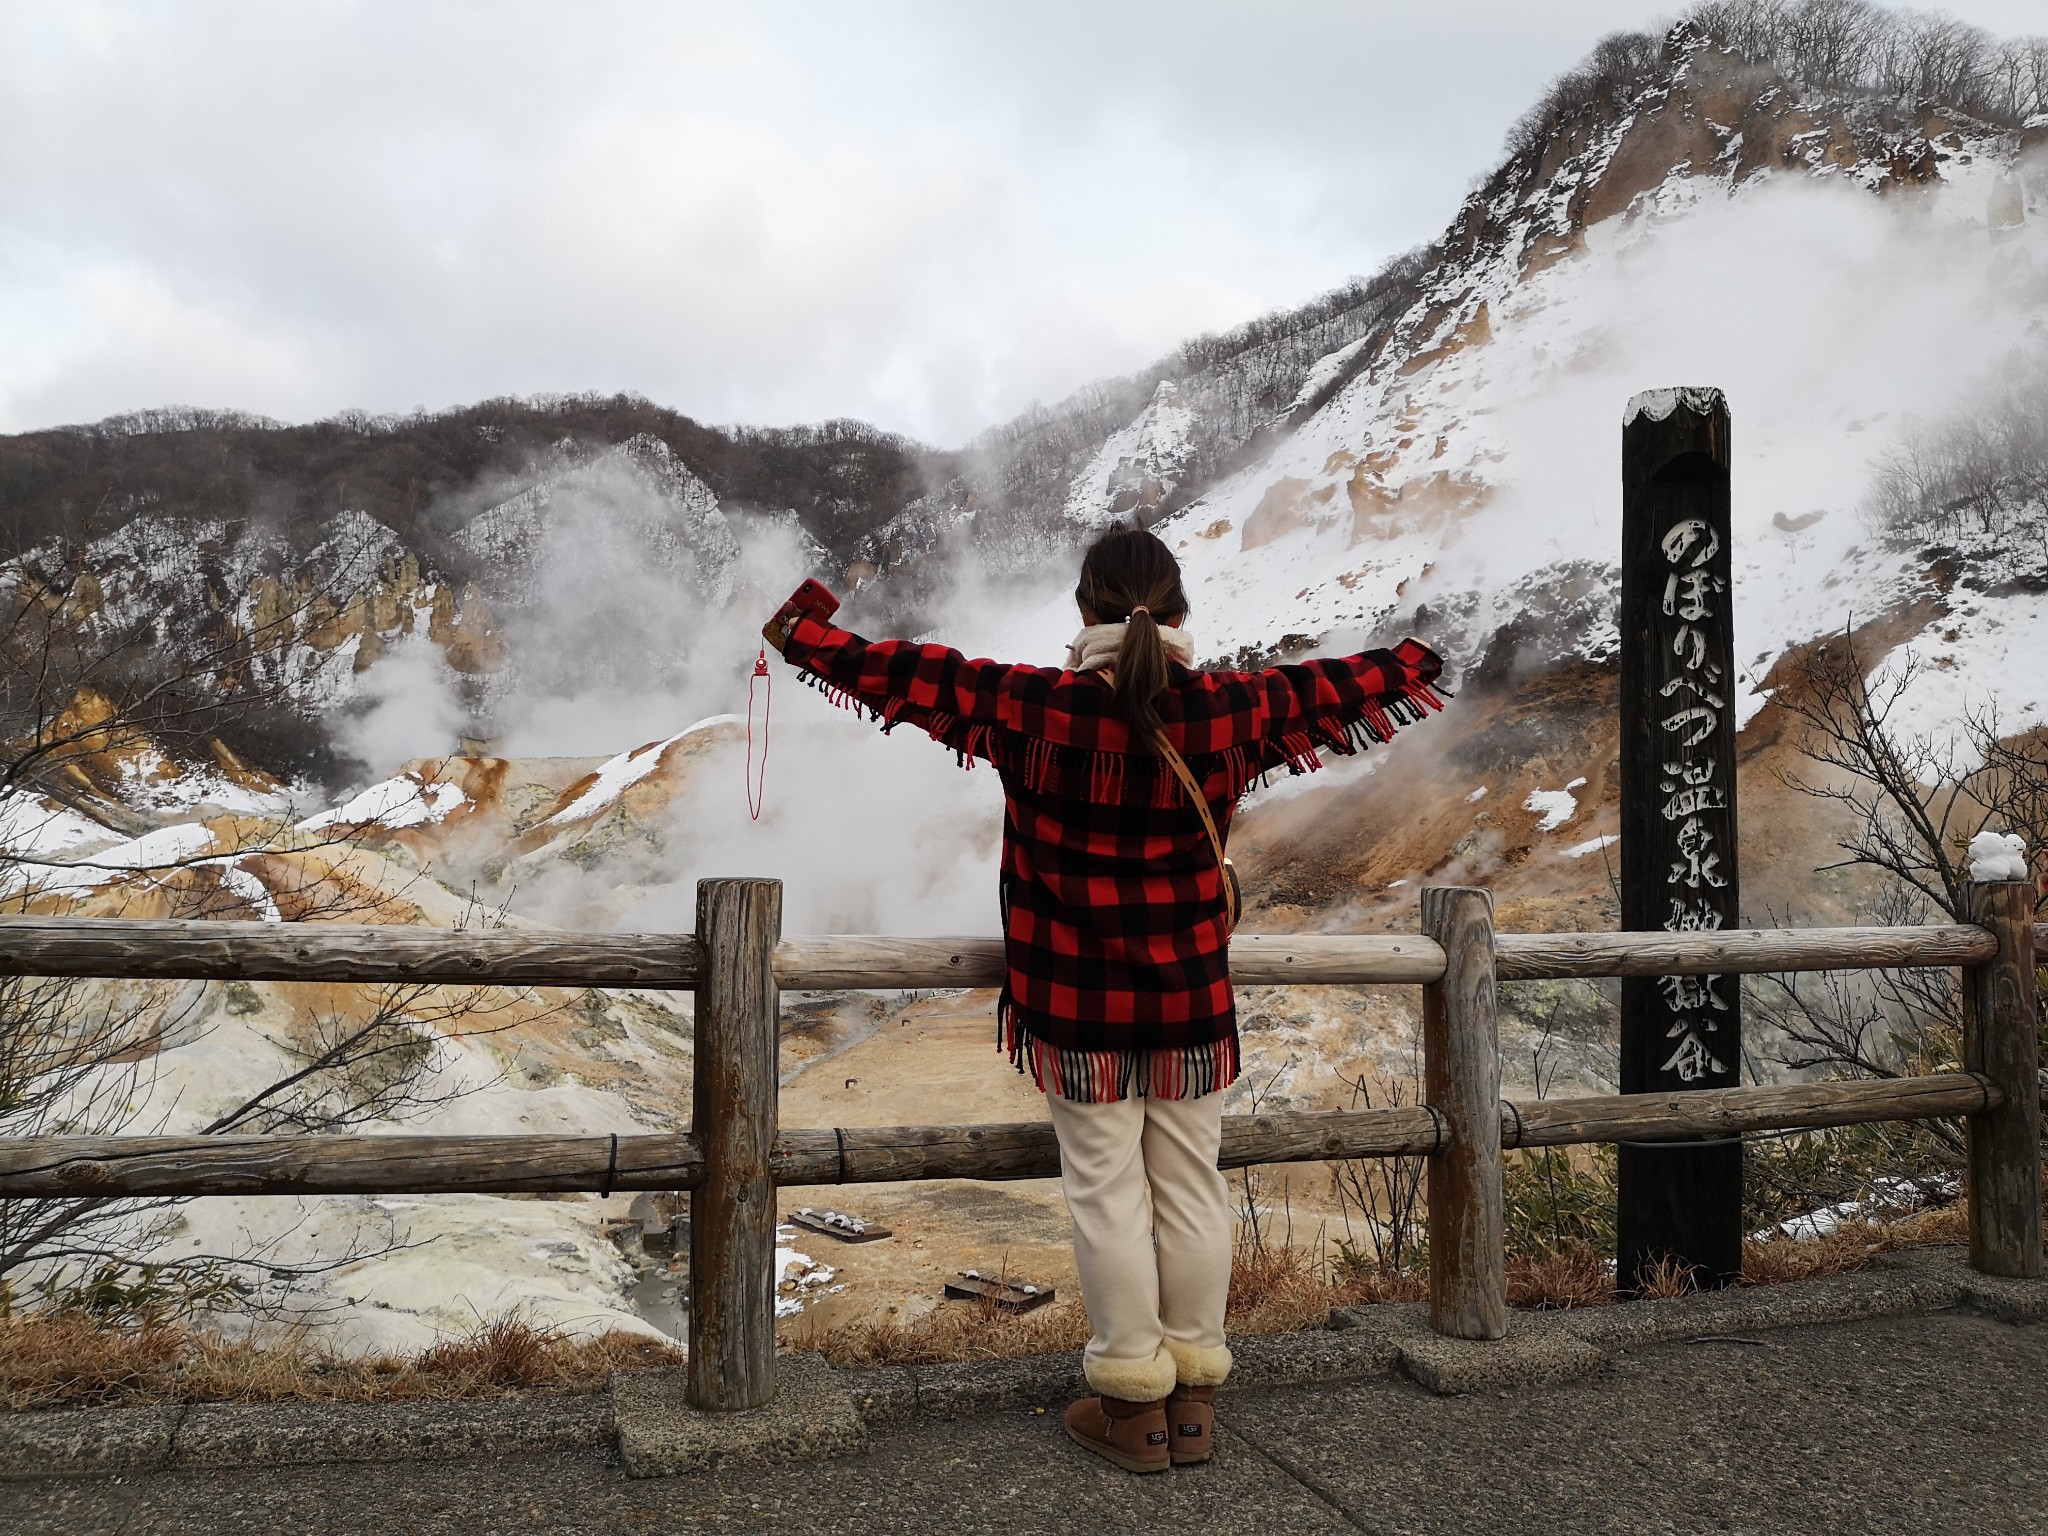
xmin=1084 ymin=1344 xmax=1179 ymax=1404
xmin=1165 ymin=1338 xmax=1232 ymax=1388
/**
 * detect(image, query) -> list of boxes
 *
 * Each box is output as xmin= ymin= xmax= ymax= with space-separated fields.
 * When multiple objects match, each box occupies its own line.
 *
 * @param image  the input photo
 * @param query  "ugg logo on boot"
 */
xmin=1178 ymin=1423 xmax=1203 ymax=1437
xmin=1147 ymin=1431 xmax=1168 ymax=1445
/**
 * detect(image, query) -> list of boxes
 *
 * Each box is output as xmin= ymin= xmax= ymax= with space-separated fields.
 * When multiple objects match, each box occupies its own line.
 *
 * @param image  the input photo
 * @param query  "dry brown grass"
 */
xmin=805 ymin=1293 xmax=1094 ymax=1370
xmin=0 ymin=1312 xmax=679 ymax=1412
xmin=1740 ymin=1201 xmax=1968 ymax=1286
xmin=801 ymin=1200 xmax=1988 ymax=1369
xmin=1507 ymin=1243 xmax=1615 ymax=1309
xmin=3 ymin=1200 xmax=1996 ymax=1402
xmin=805 ymin=1244 xmax=1385 ymax=1370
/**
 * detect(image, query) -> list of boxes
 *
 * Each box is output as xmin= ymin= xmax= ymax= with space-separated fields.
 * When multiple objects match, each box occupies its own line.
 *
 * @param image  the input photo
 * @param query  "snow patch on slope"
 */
xmin=1064 ymin=380 xmax=1199 ymax=528
xmin=542 ymin=716 xmax=741 ymax=828
xmin=300 ymin=773 xmax=470 ymax=833
xmin=1118 ymin=162 xmax=2041 ymax=721
xmin=1525 ymin=779 xmax=1587 ymax=832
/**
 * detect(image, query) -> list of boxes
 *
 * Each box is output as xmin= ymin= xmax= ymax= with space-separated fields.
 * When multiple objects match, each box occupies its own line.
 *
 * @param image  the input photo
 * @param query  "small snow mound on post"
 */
xmin=1967 ymin=830 xmax=2029 ymax=882
xmin=1624 ymin=385 xmax=1725 ymax=425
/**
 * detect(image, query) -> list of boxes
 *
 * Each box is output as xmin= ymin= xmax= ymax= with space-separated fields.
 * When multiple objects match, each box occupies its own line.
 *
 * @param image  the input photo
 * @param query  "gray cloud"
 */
xmin=3 ymin=0 xmax=2041 ymax=443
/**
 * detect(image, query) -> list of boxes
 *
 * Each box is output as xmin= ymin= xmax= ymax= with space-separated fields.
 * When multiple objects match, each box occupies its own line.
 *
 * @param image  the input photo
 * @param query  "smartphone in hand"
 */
xmin=764 ymin=578 xmax=841 ymax=651
xmin=787 ymin=579 xmax=840 ymax=622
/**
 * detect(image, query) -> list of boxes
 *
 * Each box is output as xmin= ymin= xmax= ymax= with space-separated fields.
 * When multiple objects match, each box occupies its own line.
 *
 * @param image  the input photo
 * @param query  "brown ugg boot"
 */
xmin=1063 ymin=1394 xmax=1170 ymax=1474
xmin=1167 ymin=1384 xmax=1217 ymax=1465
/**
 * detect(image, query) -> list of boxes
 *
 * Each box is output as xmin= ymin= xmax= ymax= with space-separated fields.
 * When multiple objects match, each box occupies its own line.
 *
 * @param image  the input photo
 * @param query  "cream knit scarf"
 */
xmin=1064 ymin=621 xmax=1196 ymax=673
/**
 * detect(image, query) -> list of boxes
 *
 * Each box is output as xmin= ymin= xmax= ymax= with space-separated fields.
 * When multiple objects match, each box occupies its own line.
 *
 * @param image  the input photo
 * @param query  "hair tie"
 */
xmin=1130 ymin=605 xmax=1149 ymax=617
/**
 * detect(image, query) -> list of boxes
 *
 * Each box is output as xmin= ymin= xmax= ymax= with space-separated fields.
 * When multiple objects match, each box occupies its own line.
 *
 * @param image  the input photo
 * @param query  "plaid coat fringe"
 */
xmin=781 ymin=616 xmax=1446 ymax=1102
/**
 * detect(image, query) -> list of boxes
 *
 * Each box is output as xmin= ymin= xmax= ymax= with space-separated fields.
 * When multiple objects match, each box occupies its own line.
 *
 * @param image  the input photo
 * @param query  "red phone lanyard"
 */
xmin=746 ymin=645 xmax=771 ymax=820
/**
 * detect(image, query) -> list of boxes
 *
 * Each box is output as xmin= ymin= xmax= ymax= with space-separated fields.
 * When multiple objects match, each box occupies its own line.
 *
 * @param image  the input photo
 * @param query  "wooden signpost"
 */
xmin=1617 ymin=387 xmax=1743 ymax=1290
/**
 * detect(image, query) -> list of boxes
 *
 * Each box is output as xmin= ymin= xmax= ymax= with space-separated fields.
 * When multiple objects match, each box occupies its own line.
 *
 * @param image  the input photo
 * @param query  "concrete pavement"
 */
xmin=5 ymin=1308 xmax=2043 ymax=1535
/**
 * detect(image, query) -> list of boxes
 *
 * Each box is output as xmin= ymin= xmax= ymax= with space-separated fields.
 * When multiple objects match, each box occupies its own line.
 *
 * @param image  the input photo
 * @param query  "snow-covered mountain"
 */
xmin=969 ymin=23 xmax=2047 ymax=695
xmin=17 ymin=19 xmax=2039 ymax=768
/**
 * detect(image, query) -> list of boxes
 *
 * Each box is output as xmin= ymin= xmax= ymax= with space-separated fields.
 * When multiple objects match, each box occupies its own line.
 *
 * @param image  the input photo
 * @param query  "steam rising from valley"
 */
xmin=333 ymin=152 xmax=2046 ymax=947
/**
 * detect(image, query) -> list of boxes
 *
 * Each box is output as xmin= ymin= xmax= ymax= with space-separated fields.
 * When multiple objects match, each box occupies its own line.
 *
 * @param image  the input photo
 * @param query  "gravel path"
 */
xmin=5 ymin=1309 xmax=2042 ymax=1536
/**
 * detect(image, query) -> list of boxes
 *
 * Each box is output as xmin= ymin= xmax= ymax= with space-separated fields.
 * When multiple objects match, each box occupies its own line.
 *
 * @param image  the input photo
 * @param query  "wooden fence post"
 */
xmin=1422 ymin=886 xmax=1506 ymax=1339
xmin=687 ymin=877 xmax=783 ymax=1410
xmin=1963 ymin=880 xmax=2043 ymax=1279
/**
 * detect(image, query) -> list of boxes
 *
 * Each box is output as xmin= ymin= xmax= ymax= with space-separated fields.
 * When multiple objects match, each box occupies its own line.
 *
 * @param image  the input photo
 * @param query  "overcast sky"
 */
xmin=2 ymin=1 xmax=2040 ymax=446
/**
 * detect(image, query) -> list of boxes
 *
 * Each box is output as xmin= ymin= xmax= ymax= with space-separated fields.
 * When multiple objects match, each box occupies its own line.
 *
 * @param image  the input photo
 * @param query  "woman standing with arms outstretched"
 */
xmin=765 ymin=526 xmax=1446 ymax=1474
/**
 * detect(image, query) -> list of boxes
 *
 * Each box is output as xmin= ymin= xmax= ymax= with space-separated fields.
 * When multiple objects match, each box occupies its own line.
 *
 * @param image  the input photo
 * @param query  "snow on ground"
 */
xmin=78 ymin=1001 xmax=681 ymax=1353
xmin=1 ymin=815 xmax=301 ymax=915
xmin=773 ymin=1228 xmax=838 ymax=1319
xmin=1563 ymin=833 xmax=1619 ymax=859
xmin=216 ymin=865 xmax=281 ymax=922
xmin=1753 ymin=1175 xmax=1954 ymax=1242
xmin=1875 ymin=584 xmax=2048 ymax=765
xmin=1525 ymin=779 xmax=1587 ymax=833
xmin=979 ymin=159 xmax=2045 ymax=765
xmin=1062 ymin=380 xmax=1198 ymax=530
xmin=541 ymin=716 xmax=740 ymax=827
xmin=298 ymin=772 xmax=469 ymax=833
xmin=4 ymin=820 xmax=224 ymax=898
xmin=0 ymin=793 xmax=112 ymax=859
xmin=160 ymin=1191 xmax=657 ymax=1355
xmin=118 ymin=750 xmax=291 ymax=818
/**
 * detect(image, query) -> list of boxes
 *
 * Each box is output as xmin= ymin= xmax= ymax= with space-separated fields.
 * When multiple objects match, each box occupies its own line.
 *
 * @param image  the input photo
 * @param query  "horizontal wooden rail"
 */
xmin=774 ymin=933 xmax=1449 ymax=991
xmin=1505 ymin=1071 xmax=1998 ymax=1146
xmin=1496 ymin=924 xmax=1999 ymax=979
xmin=773 ymin=932 xmax=1448 ymax=988
xmin=0 ymin=1073 xmax=1995 ymax=1198
xmin=0 ymin=918 xmax=2026 ymax=989
xmin=0 ymin=1133 xmax=706 ymax=1196
xmin=0 ymin=918 xmax=709 ymax=989
xmin=7 ymin=879 xmax=2033 ymax=1371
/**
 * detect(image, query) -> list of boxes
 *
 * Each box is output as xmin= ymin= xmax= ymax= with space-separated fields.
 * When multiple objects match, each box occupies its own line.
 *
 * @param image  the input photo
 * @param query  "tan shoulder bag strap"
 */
xmin=1154 ymin=733 xmax=1240 ymax=930
xmin=1101 ymin=670 xmax=1240 ymax=934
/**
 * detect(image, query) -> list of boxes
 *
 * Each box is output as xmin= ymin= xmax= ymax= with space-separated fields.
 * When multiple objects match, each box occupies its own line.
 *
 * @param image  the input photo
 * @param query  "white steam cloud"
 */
xmin=335 ymin=634 xmax=469 ymax=778
xmin=333 ymin=449 xmax=1078 ymax=935
xmin=336 ymin=149 xmax=2048 ymax=931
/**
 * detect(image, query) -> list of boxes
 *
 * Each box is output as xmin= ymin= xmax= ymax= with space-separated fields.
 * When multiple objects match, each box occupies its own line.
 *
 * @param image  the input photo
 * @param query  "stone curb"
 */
xmin=0 ymin=1405 xmax=182 ymax=1480
xmin=612 ymin=1355 xmax=865 ymax=1479
xmin=1 ymin=1246 xmax=2039 ymax=1478
xmin=174 ymin=1395 xmax=611 ymax=1470
xmin=1890 ymin=1245 xmax=2048 ymax=1322
xmin=1365 ymin=1245 xmax=2040 ymax=1397
xmin=0 ymin=1396 xmax=610 ymax=1481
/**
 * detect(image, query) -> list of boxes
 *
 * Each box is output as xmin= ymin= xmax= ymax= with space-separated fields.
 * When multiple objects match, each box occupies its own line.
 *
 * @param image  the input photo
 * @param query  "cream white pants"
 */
xmin=1044 ymin=1089 xmax=1233 ymax=1403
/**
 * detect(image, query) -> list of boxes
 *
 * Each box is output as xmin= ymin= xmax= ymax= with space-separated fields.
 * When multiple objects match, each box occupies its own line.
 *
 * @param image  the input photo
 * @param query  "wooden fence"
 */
xmin=0 ymin=880 xmax=2040 ymax=1413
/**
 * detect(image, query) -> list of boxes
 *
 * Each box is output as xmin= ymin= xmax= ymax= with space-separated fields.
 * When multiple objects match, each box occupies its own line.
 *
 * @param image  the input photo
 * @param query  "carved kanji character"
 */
xmin=1661 ymin=1030 xmax=1728 ymax=1082
xmin=1658 ymin=973 xmax=1727 ymax=1013
xmin=1668 ymin=816 xmax=1726 ymax=889
xmin=1661 ymin=705 xmax=1717 ymax=748
xmin=1660 ymin=783 xmax=1727 ymax=821
xmin=1662 ymin=569 xmax=1724 ymax=622
xmin=1661 ymin=518 xmax=1719 ymax=569
xmin=1664 ymin=896 xmax=1725 ymax=932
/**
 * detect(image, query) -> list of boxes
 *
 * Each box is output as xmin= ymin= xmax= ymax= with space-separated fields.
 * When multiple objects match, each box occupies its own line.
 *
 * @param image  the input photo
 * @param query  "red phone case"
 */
xmin=789 ymin=579 xmax=840 ymax=621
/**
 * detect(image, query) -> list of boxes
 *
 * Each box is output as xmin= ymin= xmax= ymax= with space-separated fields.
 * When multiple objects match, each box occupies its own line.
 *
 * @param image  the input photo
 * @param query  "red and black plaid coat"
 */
xmin=780 ymin=614 xmax=1446 ymax=1102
